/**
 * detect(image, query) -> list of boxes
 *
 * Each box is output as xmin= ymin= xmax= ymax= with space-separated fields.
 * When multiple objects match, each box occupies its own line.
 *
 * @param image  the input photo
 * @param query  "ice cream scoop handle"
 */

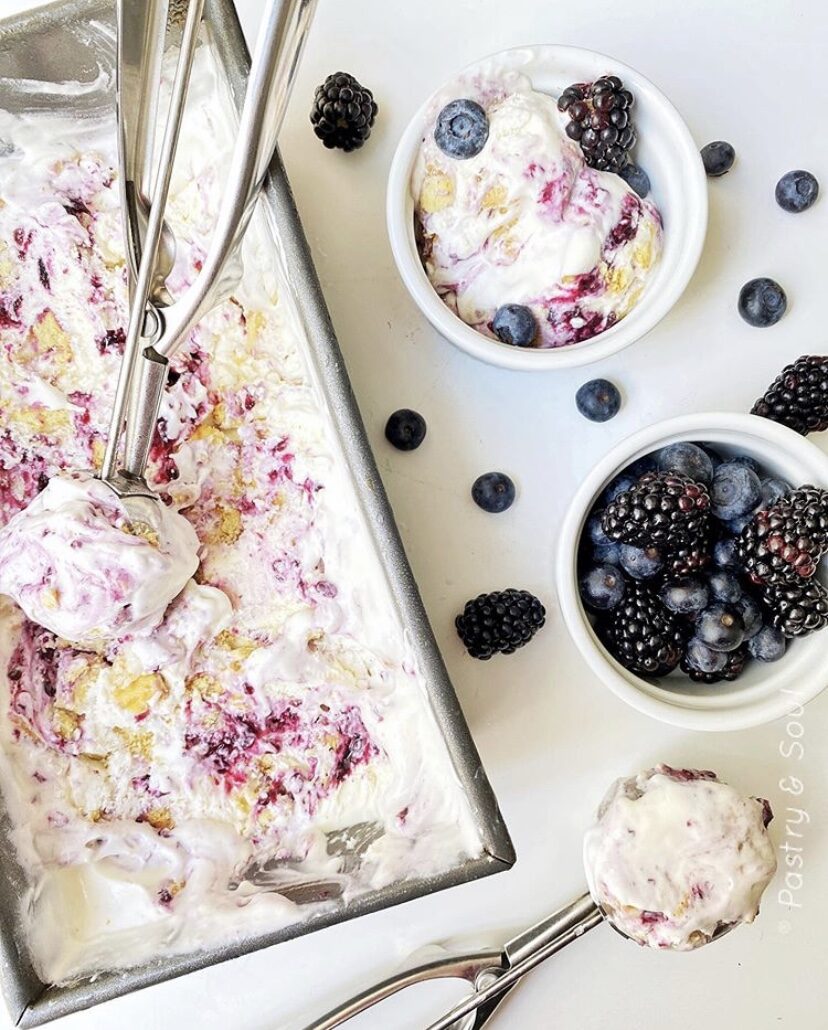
xmin=304 ymin=893 xmax=602 ymax=1030
xmin=425 ymin=895 xmax=603 ymax=1030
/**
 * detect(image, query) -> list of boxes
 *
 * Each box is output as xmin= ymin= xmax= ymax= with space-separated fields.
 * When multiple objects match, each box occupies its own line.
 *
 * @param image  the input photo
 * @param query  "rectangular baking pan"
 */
xmin=0 ymin=0 xmax=515 ymax=1024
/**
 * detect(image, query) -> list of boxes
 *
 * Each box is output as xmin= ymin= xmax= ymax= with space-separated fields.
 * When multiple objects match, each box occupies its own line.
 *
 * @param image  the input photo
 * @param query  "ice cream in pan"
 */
xmin=0 ymin=35 xmax=482 ymax=984
xmin=312 ymin=764 xmax=777 ymax=1029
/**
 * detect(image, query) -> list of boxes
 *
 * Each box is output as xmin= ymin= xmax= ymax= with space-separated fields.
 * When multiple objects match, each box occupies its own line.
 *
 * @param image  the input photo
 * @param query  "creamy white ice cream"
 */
xmin=0 ymin=472 xmax=199 ymax=648
xmin=584 ymin=765 xmax=776 ymax=950
xmin=412 ymin=70 xmax=663 ymax=347
xmin=0 ymin=38 xmax=482 ymax=983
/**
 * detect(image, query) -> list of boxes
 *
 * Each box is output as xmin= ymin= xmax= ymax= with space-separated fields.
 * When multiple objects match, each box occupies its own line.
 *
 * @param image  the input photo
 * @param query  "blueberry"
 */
xmin=659 ymin=578 xmax=710 ymax=615
xmin=713 ymin=537 xmax=741 ymax=569
xmin=618 ymin=162 xmax=650 ymax=198
xmin=587 ymin=511 xmax=613 ymax=549
xmin=760 ymin=476 xmax=791 ymax=508
xmin=656 ymin=442 xmax=714 ymax=485
xmin=491 ymin=304 xmax=538 ymax=347
xmin=736 ymin=594 xmax=763 ymax=640
xmin=738 ymin=277 xmax=787 ymax=328
xmin=594 ymin=542 xmax=622 ymax=564
xmin=775 ymin=170 xmax=819 ymax=213
xmin=729 ymin=454 xmax=760 ymax=473
xmin=700 ymin=445 xmax=724 ymax=469
xmin=620 ymin=543 xmax=663 ymax=580
xmin=748 ymin=624 xmax=787 ymax=662
xmin=711 ymin=462 xmax=762 ymax=520
xmin=434 ymin=99 xmax=489 ymax=160
xmin=725 ymin=512 xmax=757 ymax=535
xmin=685 ymin=637 xmax=728 ymax=675
xmin=708 ymin=571 xmax=743 ymax=604
xmin=471 ymin=472 xmax=515 ymax=513
xmin=696 ymin=603 xmax=745 ymax=652
xmin=580 ymin=563 xmax=626 ymax=611
xmin=385 ymin=409 xmax=427 ymax=450
xmin=628 ymin=456 xmax=657 ymax=479
xmin=576 ymin=379 xmax=622 ymax=422
xmin=602 ymin=472 xmax=637 ymax=504
xmin=701 ymin=141 xmax=735 ymax=177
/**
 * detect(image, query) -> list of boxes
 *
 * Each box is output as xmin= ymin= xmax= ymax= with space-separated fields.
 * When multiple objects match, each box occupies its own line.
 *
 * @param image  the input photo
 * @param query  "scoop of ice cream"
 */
xmin=412 ymin=70 xmax=663 ymax=348
xmin=583 ymin=764 xmax=776 ymax=950
xmin=0 ymin=472 xmax=199 ymax=648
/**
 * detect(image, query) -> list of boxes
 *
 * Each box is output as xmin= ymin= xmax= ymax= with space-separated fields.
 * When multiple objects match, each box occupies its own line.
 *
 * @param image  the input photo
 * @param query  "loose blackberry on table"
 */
xmin=310 ymin=72 xmax=378 ymax=152
xmin=558 ymin=75 xmax=636 ymax=173
xmin=455 ymin=589 xmax=546 ymax=659
xmin=751 ymin=355 xmax=828 ymax=436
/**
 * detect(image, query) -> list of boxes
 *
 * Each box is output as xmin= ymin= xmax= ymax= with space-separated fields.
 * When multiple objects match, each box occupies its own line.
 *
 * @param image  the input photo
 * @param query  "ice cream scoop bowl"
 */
xmin=308 ymin=766 xmax=776 ymax=1030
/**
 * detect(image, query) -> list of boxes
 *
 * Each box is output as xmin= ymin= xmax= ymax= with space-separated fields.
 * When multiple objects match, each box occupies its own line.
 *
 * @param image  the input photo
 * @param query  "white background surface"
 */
xmin=2 ymin=0 xmax=828 ymax=1028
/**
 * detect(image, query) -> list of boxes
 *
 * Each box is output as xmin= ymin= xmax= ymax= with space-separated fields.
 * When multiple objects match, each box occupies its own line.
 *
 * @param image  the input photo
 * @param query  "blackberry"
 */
xmin=738 ymin=486 xmax=828 ymax=585
xmin=455 ymin=589 xmax=546 ymax=659
xmin=681 ymin=646 xmax=748 ymax=683
xmin=596 ymin=580 xmax=685 ymax=676
xmin=601 ymin=471 xmax=710 ymax=550
xmin=668 ymin=537 xmax=711 ymax=577
xmin=751 ymin=355 xmax=828 ymax=436
xmin=763 ymin=580 xmax=828 ymax=638
xmin=558 ymin=75 xmax=636 ymax=173
xmin=310 ymin=73 xmax=378 ymax=152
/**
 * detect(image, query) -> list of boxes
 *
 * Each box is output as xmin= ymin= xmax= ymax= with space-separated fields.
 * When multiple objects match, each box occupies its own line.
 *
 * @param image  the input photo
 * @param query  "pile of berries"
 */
xmin=579 ymin=441 xmax=828 ymax=683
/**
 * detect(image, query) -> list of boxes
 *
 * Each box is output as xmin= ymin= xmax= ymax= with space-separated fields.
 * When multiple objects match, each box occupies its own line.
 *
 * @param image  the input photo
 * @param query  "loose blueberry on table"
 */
xmin=578 ymin=432 xmax=828 ymax=684
xmin=738 ymin=277 xmax=787 ymax=327
xmin=472 ymin=472 xmax=516 ymax=513
xmin=576 ymin=379 xmax=622 ymax=422
xmin=385 ymin=408 xmax=427 ymax=450
xmin=700 ymin=140 xmax=736 ymax=177
xmin=775 ymin=169 xmax=819 ymax=213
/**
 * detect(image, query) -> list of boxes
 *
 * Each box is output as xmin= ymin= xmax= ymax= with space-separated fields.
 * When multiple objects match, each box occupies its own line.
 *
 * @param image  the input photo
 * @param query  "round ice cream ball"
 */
xmin=0 ymin=472 xmax=199 ymax=648
xmin=583 ymin=764 xmax=776 ymax=950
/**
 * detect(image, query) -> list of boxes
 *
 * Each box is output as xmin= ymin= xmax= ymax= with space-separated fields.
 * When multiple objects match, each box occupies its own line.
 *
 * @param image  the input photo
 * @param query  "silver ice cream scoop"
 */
xmin=102 ymin=0 xmax=317 ymax=511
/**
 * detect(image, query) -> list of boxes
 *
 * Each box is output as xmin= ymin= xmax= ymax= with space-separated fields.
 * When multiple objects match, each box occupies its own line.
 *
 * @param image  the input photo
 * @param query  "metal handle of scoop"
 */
xmin=102 ymin=0 xmax=206 ymax=486
xmin=304 ymin=893 xmax=604 ymax=1030
xmin=115 ymin=0 xmax=169 ymax=293
xmin=119 ymin=0 xmax=317 ymax=483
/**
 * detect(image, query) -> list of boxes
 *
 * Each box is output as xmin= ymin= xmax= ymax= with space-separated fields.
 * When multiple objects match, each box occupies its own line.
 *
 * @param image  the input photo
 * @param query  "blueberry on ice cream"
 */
xmin=0 ymin=473 xmax=199 ymax=648
xmin=584 ymin=765 xmax=776 ymax=950
xmin=412 ymin=69 xmax=663 ymax=348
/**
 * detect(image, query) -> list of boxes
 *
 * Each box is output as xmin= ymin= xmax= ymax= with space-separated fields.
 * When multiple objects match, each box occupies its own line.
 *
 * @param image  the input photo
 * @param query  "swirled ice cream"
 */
xmin=584 ymin=765 xmax=776 ymax=950
xmin=412 ymin=69 xmax=663 ymax=347
xmin=0 ymin=39 xmax=482 ymax=983
xmin=0 ymin=472 xmax=199 ymax=647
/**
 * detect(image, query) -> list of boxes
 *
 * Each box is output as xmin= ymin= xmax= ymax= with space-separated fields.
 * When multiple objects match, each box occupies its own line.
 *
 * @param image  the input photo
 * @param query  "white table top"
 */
xmin=3 ymin=0 xmax=827 ymax=1027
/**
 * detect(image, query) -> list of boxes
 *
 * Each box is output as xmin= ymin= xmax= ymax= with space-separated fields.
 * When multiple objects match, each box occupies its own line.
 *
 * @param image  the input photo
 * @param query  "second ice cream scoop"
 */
xmin=308 ymin=764 xmax=777 ymax=1030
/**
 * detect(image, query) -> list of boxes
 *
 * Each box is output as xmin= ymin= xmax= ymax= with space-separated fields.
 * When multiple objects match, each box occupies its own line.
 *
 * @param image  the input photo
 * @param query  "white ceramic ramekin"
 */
xmin=556 ymin=413 xmax=828 ymax=732
xmin=387 ymin=45 xmax=708 ymax=370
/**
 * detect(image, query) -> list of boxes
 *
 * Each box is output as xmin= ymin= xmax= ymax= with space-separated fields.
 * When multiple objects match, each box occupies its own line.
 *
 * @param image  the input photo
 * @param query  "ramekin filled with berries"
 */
xmin=556 ymin=372 xmax=828 ymax=730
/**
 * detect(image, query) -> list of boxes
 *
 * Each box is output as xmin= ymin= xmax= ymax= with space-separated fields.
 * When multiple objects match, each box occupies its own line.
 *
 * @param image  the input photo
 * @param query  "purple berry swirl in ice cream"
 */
xmin=584 ymin=765 xmax=776 ymax=950
xmin=412 ymin=70 xmax=663 ymax=348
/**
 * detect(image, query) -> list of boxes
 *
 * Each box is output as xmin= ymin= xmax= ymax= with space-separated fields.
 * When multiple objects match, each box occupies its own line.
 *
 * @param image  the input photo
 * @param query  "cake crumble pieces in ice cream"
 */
xmin=0 ymin=43 xmax=481 ymax=984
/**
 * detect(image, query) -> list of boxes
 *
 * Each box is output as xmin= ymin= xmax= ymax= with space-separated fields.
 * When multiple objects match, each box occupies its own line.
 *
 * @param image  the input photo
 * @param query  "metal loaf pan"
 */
xmin=0 ymin=0 xmax=515 ymax=1024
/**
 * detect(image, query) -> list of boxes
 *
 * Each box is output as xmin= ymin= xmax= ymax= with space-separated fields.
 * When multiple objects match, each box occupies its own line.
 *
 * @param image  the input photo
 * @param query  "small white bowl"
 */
xmin=556 ymin=413 xmax=828 ymax=732
xmin=387 ymin=45 xmax=708 ymax=371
